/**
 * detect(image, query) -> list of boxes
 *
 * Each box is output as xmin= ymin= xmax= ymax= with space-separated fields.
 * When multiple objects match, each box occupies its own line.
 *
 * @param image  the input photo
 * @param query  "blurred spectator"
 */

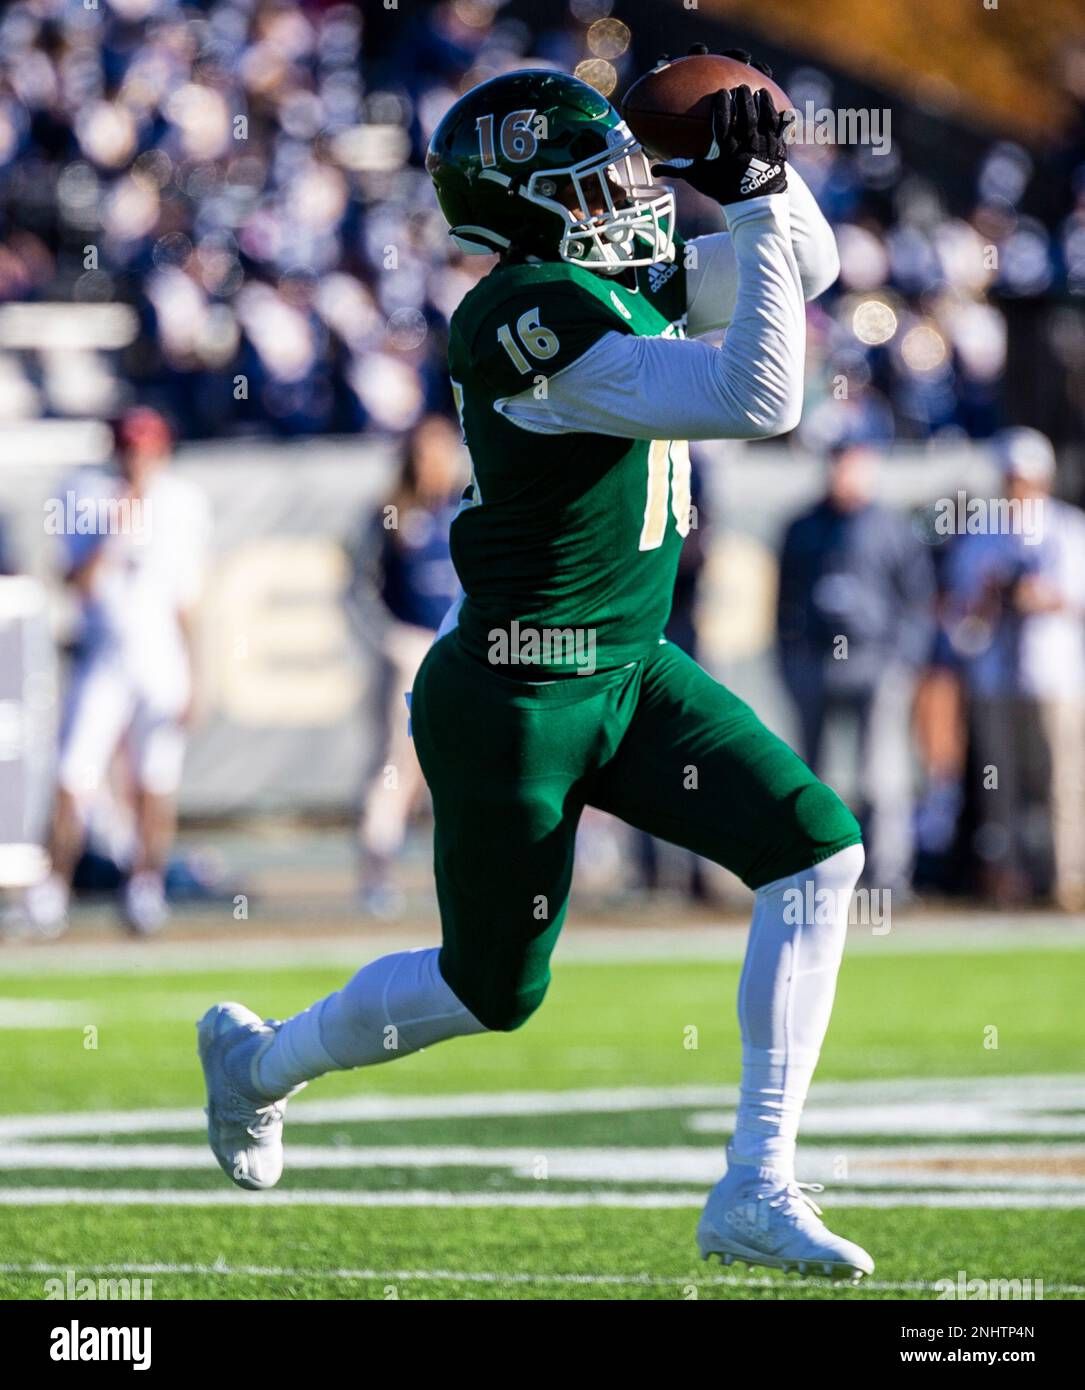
xmin=0 ymin=512 xmax=17 ymax=575
xmin=24 ymin=407 xmax=210 ymax=936
xmin=346 ymin=412 xmax=463 ymax=916
xmin=911 ymin=552 xmax=969 ymax=887
xmin=943 ymin=429 xmax=1085 ymax=907
xmin=777 ymin=444 xmax=935 ymax=894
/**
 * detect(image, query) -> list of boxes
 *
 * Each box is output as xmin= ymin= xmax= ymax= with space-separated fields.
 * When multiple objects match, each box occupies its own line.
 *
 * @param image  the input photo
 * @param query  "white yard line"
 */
xmin=2 ymin=1141 xmax=1084 ymax=1193
xmin=1 ymin=1075 xmax=1081 ymax=1142
xmin=2 ymin=1078 xmax=1083 ymax=1211
xmin=2 ymin=1259 xmax=1082 ymax=1295
xmin=0 ymin=1085 xmax=726 ymax=1141
xmin=0 ymin=1186 xmax=1082 ymax=1209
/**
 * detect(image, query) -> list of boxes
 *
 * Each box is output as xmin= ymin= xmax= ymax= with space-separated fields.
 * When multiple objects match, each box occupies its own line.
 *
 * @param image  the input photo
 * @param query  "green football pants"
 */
xmin=411 ymin=634 xmax=861 ymax=1031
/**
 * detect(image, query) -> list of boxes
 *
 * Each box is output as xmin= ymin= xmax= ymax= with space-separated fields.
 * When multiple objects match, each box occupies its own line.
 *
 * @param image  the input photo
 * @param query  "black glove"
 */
xmin=653 ymin=85 xmax=790 ymax=206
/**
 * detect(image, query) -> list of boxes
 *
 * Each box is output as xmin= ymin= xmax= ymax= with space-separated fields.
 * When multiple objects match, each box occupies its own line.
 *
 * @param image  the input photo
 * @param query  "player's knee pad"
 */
xmin=476 ymin=981 xmax=548 ymax=1032
xmin=439 ymin=957 xmax=548 ymax=1032
xmin=806 ymin=780 xmax=863 ymax=848
xmin=788 ymin=781 xmax=863 ymax=878
xmin=750 ymin=778 xmax=862 ymax=888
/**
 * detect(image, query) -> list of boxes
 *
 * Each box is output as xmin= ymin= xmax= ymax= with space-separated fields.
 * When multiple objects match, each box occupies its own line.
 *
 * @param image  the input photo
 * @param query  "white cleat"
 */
xmin=196 ymin=1002 xmax=302 ymax=1191
xmin=697 ymin=1162 xmax=874 ymax=1281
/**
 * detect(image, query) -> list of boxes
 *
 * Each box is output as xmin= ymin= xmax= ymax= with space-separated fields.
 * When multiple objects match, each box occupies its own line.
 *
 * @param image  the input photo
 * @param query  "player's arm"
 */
xmin=684 ymin=164 xmax=839 ymax=336
xmin=498 ymin=89 xmax=805 ymax=442
xmin=500 ymin=200 xmax=802 ymax=441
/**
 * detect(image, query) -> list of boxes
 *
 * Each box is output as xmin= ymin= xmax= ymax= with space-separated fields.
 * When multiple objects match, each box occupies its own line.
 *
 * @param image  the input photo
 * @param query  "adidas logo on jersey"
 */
xmin=647 ymin=259 xmax=678 ymax=294
xmin=739 ymin=158 xmax=783 ymax=196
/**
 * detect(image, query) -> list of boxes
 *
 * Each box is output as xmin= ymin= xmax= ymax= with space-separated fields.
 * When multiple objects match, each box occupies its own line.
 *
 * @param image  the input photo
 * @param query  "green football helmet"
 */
xmin=426 ymin=69 xmax=675 ymax=273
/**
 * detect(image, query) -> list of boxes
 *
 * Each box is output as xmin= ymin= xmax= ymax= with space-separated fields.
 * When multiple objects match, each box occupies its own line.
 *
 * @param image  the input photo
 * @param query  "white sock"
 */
xmin=247 ymin=947 xmax=487 ymax=1098
xmin=730 ymin=842 xmax=864 ymax=1182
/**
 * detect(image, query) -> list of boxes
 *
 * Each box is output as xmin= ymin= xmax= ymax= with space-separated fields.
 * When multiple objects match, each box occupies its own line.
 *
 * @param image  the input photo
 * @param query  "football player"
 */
xmin=199 ymin=65 xmax=873 ymax=1279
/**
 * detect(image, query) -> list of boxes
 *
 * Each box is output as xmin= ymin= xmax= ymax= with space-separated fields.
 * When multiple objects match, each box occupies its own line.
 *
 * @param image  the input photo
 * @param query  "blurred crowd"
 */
xmin=0 ymin=0 xmax=1082 ymax=445
xmin=776 ymin=430 xmax=1085 ymax=914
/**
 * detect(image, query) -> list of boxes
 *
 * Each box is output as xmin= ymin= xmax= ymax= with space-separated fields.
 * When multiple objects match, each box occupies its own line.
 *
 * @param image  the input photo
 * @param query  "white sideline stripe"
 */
xmin=0 ymin=920 xmax=1082 ymax=974
xmin=1 ymin=1074 xmax=1082 ymax=1141
xmin=0 ymin=999 xmax=91 ymax=1028
xmin=3 ymin=1260 xmax=1083 ymax=1295
xmin=0 ymin=1086 xmax=725 ymax=1140
xmin=3 ymin=1142 xmax=1085 ymax=1192
xmin=0 ymin=1187 xmax=1082 ymax=1209
xmin=690 ymin=1107 xmax=1085 ymax=1139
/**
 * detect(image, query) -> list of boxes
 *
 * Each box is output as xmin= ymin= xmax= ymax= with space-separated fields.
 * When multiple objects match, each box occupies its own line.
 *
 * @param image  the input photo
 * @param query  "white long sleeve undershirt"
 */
xmin=496 ymin=192 xmax=807 ymax=441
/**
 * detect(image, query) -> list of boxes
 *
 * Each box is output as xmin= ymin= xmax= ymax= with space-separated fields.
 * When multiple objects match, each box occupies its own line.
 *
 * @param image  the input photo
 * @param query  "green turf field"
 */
xmin=1 ymin=929 xmax=1083 ymax=1300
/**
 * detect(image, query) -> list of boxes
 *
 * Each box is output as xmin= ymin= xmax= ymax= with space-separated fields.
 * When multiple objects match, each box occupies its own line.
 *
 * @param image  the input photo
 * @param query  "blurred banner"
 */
xmin=0 ymin=436 xmax=995 ymax=817
xmin=177 ymin=442 xmax=398 ymax=814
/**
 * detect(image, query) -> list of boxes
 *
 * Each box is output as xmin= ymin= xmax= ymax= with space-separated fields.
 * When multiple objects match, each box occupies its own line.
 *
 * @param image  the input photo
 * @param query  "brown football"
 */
xmin=621 ymin=53 xmax=793 ymax=161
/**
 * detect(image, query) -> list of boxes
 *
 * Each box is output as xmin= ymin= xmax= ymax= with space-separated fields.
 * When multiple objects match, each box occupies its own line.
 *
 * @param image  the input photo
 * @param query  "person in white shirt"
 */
xmin=944 ymin=428 xmax=1085 ymax=907
xmin=27 ymin=408 xmax=211 ymax=935
xmin=1002 ymin=430 xmax=1085 ymax=909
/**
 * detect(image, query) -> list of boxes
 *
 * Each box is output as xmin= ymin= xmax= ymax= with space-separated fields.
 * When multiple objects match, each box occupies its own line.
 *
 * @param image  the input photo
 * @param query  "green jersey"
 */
xmin=447 ymin=251 xmax=692 ymax=679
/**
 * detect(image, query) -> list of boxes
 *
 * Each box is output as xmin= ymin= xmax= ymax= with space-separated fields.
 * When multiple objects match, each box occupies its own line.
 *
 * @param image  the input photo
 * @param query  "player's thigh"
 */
xmin=591 ymin=643 xmax=861 ymax=889
xmin=57 ymin=660 xmax=135 ymax=802
xmin=410 ymin=636 xmax=598 ymax=1030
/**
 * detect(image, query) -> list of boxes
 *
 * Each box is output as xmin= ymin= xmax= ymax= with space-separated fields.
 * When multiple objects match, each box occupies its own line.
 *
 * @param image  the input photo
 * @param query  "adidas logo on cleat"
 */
xmin=724 ymin=1200 xmax=771 ymax=1238
xmin=739 ymin=158 xmax=783 ymax=196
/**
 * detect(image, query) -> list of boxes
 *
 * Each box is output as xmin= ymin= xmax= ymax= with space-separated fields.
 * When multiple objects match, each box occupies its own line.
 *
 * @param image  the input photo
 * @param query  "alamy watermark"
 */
xmin=785 ymin=103 xmax=892 ymax=157
xmin=49 ymin=1319 xmax=152 ymax=1371
xmin=488 ymin=620 xmax=597 ymax=676
xmin=43 ymin=491 xmax=151 ymax=542
xmin=933 ymin=492 xmax=1044 ymax=545
xmin=934 ymin=1270 xmax=1044 ymax=1301
xmin=783 ymin=881 xmax=892 ymax=935
xmin=45 ymin=1270 xmax=153 ymax=1300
